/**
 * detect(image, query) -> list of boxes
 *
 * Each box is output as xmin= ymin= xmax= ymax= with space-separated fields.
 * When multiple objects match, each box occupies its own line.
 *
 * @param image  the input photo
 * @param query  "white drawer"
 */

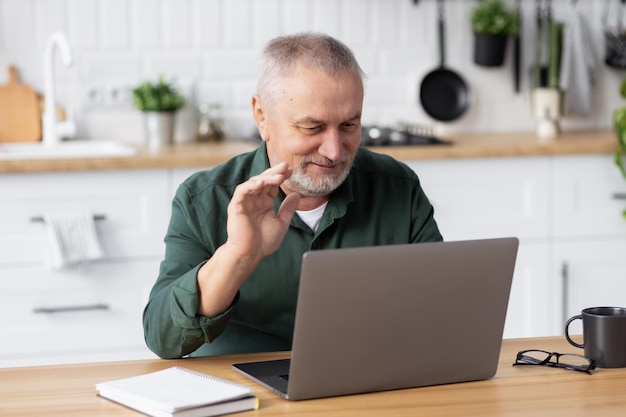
xmin=0 ymin=259 xmax=159 ymax=366
xmin=408 ymin=157 xmax=551 ymax=241
xmin=0 ymin=170 xmax=170 ymax=265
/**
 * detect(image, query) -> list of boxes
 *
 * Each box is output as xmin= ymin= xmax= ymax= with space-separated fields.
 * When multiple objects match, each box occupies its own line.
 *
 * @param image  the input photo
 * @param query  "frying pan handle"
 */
xmin=513 ymin=0 xmax=521 ymax=93
xmin=437 ymin=0 xmax=445 ymax=67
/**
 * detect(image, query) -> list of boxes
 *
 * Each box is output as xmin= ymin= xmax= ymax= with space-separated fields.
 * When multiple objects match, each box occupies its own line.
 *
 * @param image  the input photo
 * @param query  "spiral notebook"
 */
xmin=96 ymin=366 xmax=259 ymax=417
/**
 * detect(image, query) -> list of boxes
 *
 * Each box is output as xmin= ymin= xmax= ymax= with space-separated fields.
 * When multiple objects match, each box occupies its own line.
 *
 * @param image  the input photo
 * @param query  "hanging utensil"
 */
xmin=418 ymin=0 xmax=471 ymax=122
xmin=541 ymin=0 xmax=553 ymax=86
xmin=605 ymin=0 xmax=626 ymax=68
xmin=533 ymin=0 xmax=543 ymax=88
xmin=513 ymin=0 xmax=522 ymax=93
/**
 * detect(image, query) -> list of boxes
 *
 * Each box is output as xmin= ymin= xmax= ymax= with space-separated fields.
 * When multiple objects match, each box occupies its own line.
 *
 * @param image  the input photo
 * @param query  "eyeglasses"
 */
xmin=513 ymin=349 xmax=596 ymax=374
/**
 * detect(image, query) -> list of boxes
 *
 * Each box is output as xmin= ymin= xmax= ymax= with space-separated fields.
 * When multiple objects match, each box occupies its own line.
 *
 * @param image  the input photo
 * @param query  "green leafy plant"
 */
xmin=132 ymin=76 xmax=186 ymax=112
xmin=612 ymin=77 xmax=626 ymax=219
xmin=470 ymin=0 xmax=519 ymax=35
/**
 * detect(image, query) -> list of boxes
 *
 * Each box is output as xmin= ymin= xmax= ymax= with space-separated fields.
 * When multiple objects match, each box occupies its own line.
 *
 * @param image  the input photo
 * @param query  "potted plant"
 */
xmin=470 ymin=0 xmax=519 ymax=67
xmin=132 ymin=76 xmax=186 ymax=151
xmin=612 ymin=77 xmax=626 ymax=219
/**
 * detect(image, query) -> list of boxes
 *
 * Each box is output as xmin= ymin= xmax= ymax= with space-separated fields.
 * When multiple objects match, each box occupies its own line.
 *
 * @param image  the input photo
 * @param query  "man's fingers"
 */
xmin=244 ymin=178 xmax=265 ymax=195
xmin=277 ymin=193 xmax=301 ymax=224
xmin=251 ymin=162 xmax=292 ymax=184
xmin=243 ymin=162 xmax=292 ymax=194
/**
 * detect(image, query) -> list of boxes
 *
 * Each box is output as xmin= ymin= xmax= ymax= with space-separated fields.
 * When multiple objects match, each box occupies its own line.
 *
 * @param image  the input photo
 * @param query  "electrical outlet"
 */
xmin=83 ymin=84 xmax=106 ymax=107
xmin=83 ymin=82 xmax=134 ymax=108
xmin=107 ymin=83 xmax=133 ymax=107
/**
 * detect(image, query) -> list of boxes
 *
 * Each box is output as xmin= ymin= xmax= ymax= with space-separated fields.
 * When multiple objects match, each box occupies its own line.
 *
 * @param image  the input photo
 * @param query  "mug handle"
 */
xmin=565 ymin=314 xmax=584 ymax=348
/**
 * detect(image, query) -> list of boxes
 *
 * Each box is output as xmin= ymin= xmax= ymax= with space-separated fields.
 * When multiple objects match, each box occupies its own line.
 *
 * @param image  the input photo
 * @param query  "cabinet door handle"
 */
xmin=613 ymin=193 xmax=626 ymax=200
xmin=33 ymin=303 xmax=110 ymax=314
xmin=30 ymin=214 xmax=106 ymax=223
xmin=561 ymin=261 xmax=569 ymax=333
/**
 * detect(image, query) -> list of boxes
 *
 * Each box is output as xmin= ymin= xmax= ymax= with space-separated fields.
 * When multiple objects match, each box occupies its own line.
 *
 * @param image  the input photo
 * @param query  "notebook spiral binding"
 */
xmin=173 ymin=367 xmax=245 ymax=387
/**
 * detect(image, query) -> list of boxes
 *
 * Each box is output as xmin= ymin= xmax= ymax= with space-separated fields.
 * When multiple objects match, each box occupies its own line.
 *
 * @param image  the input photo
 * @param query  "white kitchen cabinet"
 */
xmin=407 ymin=157 xmax=551 ymax=241
xmin=552 ymin=155 xmax=626 ymax=239
xmin=551 ymin=155 xmax=626 ymax=335
xmin=0 ymin=170 xmax=170 ymax=367
xmin=407 ymin=154 xmax=626 ymax=339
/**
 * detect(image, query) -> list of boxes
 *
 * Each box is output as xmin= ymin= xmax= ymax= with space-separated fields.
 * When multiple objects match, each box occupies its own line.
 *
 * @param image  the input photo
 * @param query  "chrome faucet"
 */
xmin=42 ymin=32 xmax=76 ymax=146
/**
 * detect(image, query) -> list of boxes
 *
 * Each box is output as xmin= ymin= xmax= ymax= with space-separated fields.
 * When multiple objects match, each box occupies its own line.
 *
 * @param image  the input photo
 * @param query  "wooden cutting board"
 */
xmin=0 ymin=65 xmax=42 ymax=142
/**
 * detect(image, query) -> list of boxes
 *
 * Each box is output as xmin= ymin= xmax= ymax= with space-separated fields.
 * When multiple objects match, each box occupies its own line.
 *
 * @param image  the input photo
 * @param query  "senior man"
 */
xmin=143 ymin=32 xmax=442 ymax=359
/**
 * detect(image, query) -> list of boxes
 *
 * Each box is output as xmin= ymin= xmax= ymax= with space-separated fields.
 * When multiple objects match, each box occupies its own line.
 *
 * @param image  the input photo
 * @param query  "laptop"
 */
xmin=233 ymin=237 xmax=519 ymax=401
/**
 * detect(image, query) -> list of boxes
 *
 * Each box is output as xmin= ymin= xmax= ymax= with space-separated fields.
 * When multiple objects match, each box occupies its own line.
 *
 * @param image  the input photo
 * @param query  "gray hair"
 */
xmin=256 ymin=32 xmax=365 ymax=110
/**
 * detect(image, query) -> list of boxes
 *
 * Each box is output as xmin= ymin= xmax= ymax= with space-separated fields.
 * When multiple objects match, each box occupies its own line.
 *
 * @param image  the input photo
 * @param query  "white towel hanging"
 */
xmin=42 ymin=212 xmax=104 ymax=269
xmin=559 ymin=3 xmax=595 ymax=116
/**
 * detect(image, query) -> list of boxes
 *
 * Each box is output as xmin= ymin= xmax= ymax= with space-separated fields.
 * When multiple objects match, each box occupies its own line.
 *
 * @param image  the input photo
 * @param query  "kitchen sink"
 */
xmin=0 ymin=140 xmax=137 ymax=160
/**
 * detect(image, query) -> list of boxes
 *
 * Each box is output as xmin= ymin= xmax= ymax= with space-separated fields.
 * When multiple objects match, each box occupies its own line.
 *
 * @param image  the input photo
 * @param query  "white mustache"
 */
xmin=299 ymin=156 xmax=348 ymax=168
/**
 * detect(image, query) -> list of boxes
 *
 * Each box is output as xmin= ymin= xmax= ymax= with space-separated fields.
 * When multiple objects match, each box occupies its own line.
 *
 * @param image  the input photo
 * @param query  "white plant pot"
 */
xmin=531 ymin=88 xmax=563 ymax=142
xmin=143 ymin=111 xmax=175 ymax=152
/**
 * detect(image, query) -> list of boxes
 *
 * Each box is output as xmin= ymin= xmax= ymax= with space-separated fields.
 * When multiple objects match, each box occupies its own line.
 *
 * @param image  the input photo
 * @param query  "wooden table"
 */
xmin=1 ymin=336 xmax=625 ymax=416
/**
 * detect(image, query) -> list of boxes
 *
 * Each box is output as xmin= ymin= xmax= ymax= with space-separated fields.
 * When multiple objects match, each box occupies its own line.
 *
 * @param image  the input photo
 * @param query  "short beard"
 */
xmin=281 ymin=155 xmax=353 ymax=197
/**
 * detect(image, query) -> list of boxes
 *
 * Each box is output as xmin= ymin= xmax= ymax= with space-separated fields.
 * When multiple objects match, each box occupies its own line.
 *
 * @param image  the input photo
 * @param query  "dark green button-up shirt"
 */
xmin=143 ymin=142 xmax=442 ymax=358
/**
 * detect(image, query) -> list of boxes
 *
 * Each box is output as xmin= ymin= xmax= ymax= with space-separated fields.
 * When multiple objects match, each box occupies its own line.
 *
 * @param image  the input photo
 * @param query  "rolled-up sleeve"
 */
xmin=142 ymin=181 xmax=234 ymax=359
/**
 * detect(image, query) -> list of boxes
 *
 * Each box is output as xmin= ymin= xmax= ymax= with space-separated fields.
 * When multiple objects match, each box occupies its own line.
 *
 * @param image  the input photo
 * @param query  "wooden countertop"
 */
xmin=0 ymin=130 xmax=619 ymax=174
xmin=2 ymin=336 xmax=625 ymax=416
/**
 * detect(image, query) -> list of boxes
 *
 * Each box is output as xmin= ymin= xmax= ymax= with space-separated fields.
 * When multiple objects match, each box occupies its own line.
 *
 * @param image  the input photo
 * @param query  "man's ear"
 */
xmin=251 ymin=95 xmax=268 ymax=142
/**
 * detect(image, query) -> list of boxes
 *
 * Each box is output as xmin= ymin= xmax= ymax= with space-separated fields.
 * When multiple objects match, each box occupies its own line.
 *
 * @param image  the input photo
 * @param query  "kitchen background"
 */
xmin=3 ymin=0 xmax=626 ymax=368
xmin=0 ymin=0 xmax=624 ymax=145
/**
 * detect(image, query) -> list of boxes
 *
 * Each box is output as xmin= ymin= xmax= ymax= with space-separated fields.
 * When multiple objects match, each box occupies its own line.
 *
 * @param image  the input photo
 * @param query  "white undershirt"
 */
xmin=296 ymin=202 xmax=328 ymax=232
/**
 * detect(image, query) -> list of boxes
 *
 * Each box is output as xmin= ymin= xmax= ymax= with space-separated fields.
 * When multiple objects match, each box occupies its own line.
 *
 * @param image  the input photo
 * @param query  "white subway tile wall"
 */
xmin=0 ymin=0 xmax=621 ymax=144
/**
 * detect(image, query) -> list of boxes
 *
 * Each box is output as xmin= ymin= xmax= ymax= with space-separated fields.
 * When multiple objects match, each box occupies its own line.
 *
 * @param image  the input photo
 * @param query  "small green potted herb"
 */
xmin=132 ymin=76 xmax=186 ymax=151
xmin=132 ymin=76 xmax=186 ymax=112
xmin=470 ymin=0 xmax=519 ymax=67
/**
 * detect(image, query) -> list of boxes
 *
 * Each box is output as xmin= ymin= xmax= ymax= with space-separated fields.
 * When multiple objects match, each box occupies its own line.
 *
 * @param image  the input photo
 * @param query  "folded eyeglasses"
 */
xmin=513 ymin=349 xmax=596 ymax=374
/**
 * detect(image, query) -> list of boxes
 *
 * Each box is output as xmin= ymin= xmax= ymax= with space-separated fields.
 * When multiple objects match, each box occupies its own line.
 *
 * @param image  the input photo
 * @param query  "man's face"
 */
xmin=253 ymin=66 xmax=363 ymax=198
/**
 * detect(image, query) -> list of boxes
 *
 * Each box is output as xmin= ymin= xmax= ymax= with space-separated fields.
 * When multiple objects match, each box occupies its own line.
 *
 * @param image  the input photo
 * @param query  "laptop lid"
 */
xmin=233 ymin=237 xmax=519 ymax=401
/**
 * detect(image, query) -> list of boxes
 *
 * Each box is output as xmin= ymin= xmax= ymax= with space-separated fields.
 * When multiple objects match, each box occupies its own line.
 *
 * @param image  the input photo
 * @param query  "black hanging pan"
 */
xmin=419 ymin=0 xmax=471 ymax=122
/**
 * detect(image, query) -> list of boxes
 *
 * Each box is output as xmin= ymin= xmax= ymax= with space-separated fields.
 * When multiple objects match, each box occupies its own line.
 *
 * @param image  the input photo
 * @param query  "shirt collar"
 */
xmin=250 ymin=141 xmax=272 ymax=176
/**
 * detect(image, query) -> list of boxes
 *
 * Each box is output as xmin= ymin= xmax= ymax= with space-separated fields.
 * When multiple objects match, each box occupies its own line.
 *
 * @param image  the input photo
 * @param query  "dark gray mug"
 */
xmin=565 ymin=306 xmax=626 ymax=368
